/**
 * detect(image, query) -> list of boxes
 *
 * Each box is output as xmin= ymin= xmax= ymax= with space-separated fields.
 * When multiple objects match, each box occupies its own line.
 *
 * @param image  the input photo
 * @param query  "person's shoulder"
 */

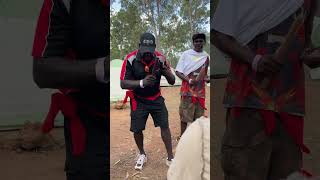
xmin=202 ymin=51 xmax=210 ymax=58
xmin=125 ymin=50 xmax=138 ymax=59
xmin=178 ymin=49 xmax=192 ymax=60
xmin=155 ymin=50 xmax=166 ymax=57
xmin=126 ymin=50 xmax=138 ymax=58
xmin=124 ymin=50 xmax=138 ymax=65
xmin=155 ymin=50 xmax=167 ymax=62
xmin=182 ymin=49 xmax=193 ymax=54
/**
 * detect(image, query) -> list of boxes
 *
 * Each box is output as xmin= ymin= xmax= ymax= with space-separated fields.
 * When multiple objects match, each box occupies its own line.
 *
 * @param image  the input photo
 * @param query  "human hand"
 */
xmin=188 ymin=78 xmax=197 ymax=85
xmin=158 ymin=56 xmax=170 ymax=70
xmin=254 ymin=55 xmax=282 ymax=76
xmin=204 ymin=76 xmax=210 ymax=83
xmin=301 ymin=48 xmax=320 ymax=68
xmin=142 ymin=75 xmax=156 ymax=87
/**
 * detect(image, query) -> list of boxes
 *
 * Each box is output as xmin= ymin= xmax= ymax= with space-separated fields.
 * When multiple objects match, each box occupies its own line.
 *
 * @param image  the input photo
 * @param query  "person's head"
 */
xmin=192 ymin=33 xmax=206 ymax=52
xmin=139 ymin=32 xmax=156 ymax=62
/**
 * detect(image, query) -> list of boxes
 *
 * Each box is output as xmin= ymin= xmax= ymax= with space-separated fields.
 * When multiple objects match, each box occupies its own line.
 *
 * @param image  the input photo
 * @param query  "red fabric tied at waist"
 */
xmin=123 ymin=91 xmax=161 ymax=111
xmin=123 ymin=91 xmax=137 ymax=111
xmin=42 ymin=92 xmax=86 ymax=156
xmin=231 ymin=107 xmax=312 ymax=177
xmin=259 ymin=110 xmax=310 ymax=154
xmin=184 ymin=96 xmax=207 ymax=110
xmin=231 ymin=108 xmax=310 ymax=154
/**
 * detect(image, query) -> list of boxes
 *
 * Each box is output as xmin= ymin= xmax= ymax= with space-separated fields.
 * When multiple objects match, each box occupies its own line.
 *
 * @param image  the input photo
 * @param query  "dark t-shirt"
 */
xmin=120 ymin=50 xmax=168 ymax=98
xmin=32 ymin=0 xmax=108 ymax=113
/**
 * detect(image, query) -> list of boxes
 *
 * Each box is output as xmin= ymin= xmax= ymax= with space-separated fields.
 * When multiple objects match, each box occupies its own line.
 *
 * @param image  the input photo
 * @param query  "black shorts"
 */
xmin=130 ymin=96 xmax=169 ymax=132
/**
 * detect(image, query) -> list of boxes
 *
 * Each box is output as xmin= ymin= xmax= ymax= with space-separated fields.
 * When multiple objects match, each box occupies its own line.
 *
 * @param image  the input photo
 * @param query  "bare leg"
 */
xmin=161 ymin=128 xmax=174 ymax=160
xmin=134 ymin=131 xmax=146 ymax=155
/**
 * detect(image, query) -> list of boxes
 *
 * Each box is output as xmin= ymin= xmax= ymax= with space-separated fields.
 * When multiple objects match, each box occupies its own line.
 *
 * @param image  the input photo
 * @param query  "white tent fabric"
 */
xmin=0 ymin=16 xmax=65 ymax=130
xmin=160 ymin=67 xmax=182 ymax=87
xmin=110 ymin=59 xmax=127 ymax=102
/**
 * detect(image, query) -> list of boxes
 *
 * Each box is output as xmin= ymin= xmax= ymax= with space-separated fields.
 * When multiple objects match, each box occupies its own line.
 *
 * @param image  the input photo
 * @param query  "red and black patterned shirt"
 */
xmin=224 ymin=10 xmax=307 ymax=116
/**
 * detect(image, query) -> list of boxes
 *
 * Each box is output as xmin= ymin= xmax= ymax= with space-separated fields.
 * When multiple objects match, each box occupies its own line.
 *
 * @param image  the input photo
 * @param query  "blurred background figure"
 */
xmin=167 ymin=116 xmax=210 ymax=180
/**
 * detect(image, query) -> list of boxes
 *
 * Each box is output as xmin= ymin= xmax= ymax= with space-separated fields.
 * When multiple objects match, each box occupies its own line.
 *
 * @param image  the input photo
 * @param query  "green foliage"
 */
xmin=111 ymin=0 xmax=210 ymax=68
xmin=111 ymin=3 xmax=148 ymax=60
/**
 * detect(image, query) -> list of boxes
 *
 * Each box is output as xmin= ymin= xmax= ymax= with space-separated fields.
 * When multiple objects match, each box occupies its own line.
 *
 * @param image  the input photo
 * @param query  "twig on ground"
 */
xmin=114 ymin=159 xmax=121 ymax=166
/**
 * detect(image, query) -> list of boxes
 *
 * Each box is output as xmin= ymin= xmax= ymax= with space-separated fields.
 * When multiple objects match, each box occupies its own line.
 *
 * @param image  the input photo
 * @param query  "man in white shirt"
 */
xmin=175 ymin=33 xmax=210 ymax=137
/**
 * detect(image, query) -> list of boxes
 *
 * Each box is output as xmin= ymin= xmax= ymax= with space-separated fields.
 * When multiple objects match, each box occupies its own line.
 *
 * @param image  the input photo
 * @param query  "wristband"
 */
xmin=140 ymin=80 xmax=144 ymax=88
xmin=252 ymin=54 xmax=262 ymax=72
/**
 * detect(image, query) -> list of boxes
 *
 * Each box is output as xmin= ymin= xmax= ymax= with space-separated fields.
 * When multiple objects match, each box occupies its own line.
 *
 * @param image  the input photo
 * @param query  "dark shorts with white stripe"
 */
xmin=130 ymin=96 xmax=169 ymax=133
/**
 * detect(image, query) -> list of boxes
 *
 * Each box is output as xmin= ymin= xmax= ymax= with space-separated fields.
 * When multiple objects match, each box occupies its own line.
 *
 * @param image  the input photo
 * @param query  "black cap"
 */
xmin=139 ymin=32 xmax=156 ymax=54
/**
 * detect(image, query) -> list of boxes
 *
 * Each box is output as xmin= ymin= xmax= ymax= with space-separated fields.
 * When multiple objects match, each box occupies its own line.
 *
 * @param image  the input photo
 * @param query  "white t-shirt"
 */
xmin=175 ymin=49 xmax=209 ymax=76
xmin=212 ymin=0 xmax=303 ymax=45
xmin=167 ymin=117 xmax=210 ymax=180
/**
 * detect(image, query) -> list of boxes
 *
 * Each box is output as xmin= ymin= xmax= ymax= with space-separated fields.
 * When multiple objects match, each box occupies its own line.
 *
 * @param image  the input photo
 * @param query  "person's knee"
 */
xmin=133 ymin=131 xmax=143 ymax=136
xmin=160 ymin=127 xmax=170 ymax=132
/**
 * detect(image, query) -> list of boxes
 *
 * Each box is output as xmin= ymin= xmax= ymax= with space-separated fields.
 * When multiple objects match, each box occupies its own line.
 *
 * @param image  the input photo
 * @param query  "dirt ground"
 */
xmin=110 ymin=86 xmax=210 ymax=180
xmin=0 ymin=128 xmax=66 ymax=180
xmin=0 ymin=86 xmax=210 ymax=180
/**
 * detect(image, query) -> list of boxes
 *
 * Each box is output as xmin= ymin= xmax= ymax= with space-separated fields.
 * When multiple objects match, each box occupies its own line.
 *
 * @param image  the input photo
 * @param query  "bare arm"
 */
xmin=121 ymin=75 xmax=157 ymax=89
xmin=33 ymin=57 xmax=107 ymax=89
xmin=175 ymin=71 xmax=189 ymax=82
xmin=162 ymin=68 xmax=175 ymax=85
xmin=204 ymin=63 xmax=210 ymax=83
xmin=302 ymin=49 xmax=320 ymax=68
xmin=211 ymin=30 xmax=255 ymax=64
xmin=158 ymin=56 xmax=175 ymax=85
xmin=304 ymin=0 xmax=319 ymax=48
xmin=32 ymin=0 xmax=108 ymax=89
xmin=302 ymin=0 xmax=320 ymax=68
xmin=120 ymin=79 xmax=140 ymax=89
xmin=211 ymin=30 xmax=281 ymax=76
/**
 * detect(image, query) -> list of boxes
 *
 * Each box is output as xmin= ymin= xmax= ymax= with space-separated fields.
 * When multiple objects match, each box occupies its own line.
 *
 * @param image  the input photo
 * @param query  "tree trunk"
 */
xmin=189 ymin=0 xmax=193 ymax=35
xmin=145 ymin=0 xmax=161 ymax=50
xmin=156 ymin=0 xmax=161 ymax=50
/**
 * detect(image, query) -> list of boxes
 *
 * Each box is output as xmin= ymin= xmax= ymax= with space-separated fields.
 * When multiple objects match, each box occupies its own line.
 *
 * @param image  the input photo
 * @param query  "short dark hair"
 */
xmin=192 ymin=33 xmax=206 ymax=42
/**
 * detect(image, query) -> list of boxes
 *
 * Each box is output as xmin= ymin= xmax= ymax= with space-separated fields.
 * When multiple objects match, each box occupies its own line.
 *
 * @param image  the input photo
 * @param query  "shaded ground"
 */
xmin=110 ymin=86 xmax=210 ymax=180
xmin=0 ymin=128 xmax=66 ymax=180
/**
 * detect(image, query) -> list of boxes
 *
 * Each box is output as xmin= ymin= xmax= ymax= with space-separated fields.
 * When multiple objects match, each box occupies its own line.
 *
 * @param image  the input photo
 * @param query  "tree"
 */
xmin=110 ymin=3 xmax=148 ymax=60
xmin=111 ymin=0 xmax=210 ymax=68
xmin=179 ymin=0 xmax=210 ymax=39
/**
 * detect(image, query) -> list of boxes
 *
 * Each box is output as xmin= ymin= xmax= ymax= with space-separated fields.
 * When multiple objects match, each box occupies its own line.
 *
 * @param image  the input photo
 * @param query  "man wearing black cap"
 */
xmin=120 ymin=32 xmax=175 ymax=170
xmin=175 ymin=33 xmax=210 ymax=137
